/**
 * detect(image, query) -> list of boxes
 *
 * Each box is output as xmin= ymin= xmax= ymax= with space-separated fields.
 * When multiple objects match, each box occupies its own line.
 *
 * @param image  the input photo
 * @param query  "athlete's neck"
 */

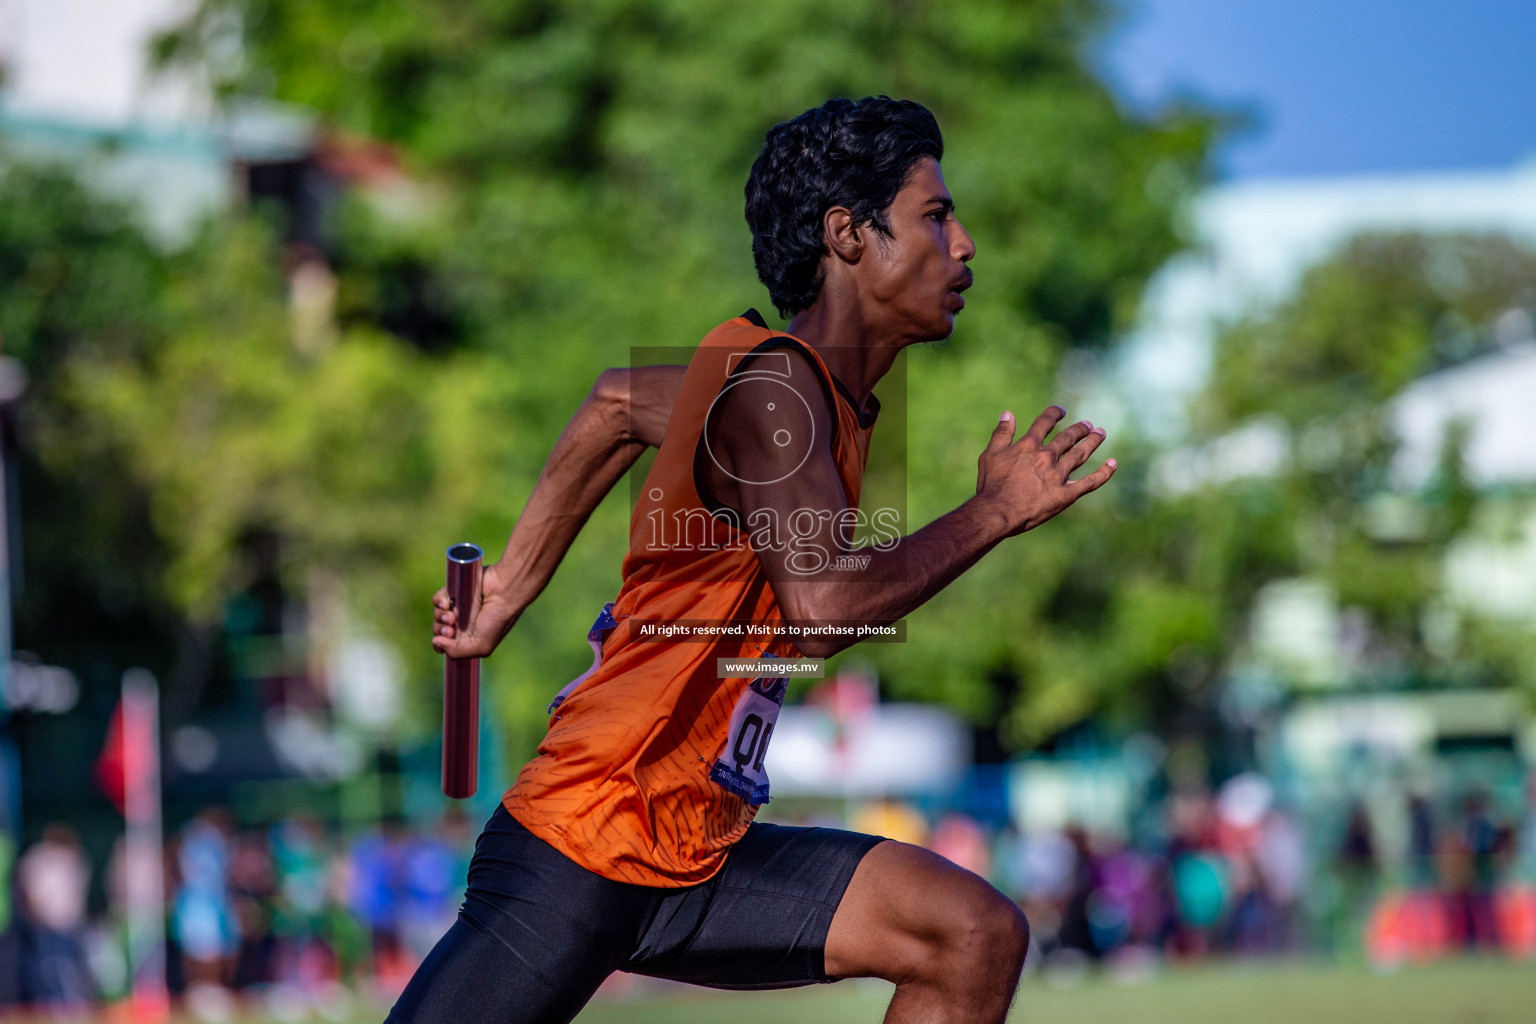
xmin=785 ymin=297 xmax=901 ymax=413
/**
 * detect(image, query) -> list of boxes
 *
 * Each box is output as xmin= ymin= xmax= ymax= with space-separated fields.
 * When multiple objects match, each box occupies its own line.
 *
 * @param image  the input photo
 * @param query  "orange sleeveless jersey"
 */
xmin=503 ymin=311 xmax=878 ymax=886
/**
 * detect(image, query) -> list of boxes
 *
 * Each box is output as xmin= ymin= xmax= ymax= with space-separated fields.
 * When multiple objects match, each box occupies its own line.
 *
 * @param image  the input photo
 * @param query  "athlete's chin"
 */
xmin=928 ymin=310 xmax=958 ymax=341
xmin=906 ymin=307 xmax=959 ymax=344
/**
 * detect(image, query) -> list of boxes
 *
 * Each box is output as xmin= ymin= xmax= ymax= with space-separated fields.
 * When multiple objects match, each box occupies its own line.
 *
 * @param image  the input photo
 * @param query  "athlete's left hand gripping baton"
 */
xmin=442 ymin=542 xmax=483 ymax=799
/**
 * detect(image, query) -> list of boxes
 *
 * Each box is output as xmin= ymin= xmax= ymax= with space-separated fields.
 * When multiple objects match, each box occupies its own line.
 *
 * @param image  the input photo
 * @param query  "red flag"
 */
xmin=95 ymin=698 xmax=126 ymax=813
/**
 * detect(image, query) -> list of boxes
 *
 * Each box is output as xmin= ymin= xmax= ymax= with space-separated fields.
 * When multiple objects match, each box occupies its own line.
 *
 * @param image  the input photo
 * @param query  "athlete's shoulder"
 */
xmin=686 ymin=311 xmax=829 ymax=406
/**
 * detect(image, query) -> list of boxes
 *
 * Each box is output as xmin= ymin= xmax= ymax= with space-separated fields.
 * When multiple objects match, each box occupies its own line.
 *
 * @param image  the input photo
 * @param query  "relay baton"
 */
xmin=442 ymin=542 xmax=483 ymax=798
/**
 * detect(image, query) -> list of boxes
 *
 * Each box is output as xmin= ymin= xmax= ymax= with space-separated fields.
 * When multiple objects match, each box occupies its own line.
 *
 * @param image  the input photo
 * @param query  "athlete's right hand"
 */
xmin=974 ymin=405 xmax=1117 ymax=537
xmin=432 ymin=563 xmax=521 ymax=659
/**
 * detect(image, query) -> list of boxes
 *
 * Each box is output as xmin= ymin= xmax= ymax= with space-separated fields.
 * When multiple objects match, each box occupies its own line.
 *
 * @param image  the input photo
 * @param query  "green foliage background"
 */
xmin=14 ymin=0 xmax=1198 ymax=755
xmin=6 ymin=0 xmax=1533 ymax=777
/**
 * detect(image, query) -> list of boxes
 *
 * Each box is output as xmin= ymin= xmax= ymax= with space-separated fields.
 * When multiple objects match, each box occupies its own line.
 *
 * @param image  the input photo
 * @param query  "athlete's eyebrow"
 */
xmin=925 ymin=196 xmax=954 ymax=214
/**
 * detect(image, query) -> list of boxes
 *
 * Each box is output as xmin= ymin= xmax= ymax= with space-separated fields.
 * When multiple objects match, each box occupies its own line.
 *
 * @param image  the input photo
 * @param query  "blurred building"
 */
xmin=1122 ymin=162 xmax=1536 ymax=436
xmin=0 ymin=0 xmax=403 ymax=253
xmin=0 ymin=0 xmax=234 ymax=242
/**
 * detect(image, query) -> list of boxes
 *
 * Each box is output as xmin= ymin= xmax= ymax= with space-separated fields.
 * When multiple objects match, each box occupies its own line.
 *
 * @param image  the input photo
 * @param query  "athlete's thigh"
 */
xmin=625 ymin=822 xmax=885 ymax=990
xmin=386 ymin=911 xmax=614 ymax=1024
xmin=823 ymin=838 xmax=1017 ymax=983
xmin=386 ymin=807 xmax=645 ymax=1024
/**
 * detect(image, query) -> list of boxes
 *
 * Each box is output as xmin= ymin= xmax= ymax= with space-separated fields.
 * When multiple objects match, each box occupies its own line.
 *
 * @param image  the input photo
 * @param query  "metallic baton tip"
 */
xmin=447 ymin=542 xmax=484 ymax=563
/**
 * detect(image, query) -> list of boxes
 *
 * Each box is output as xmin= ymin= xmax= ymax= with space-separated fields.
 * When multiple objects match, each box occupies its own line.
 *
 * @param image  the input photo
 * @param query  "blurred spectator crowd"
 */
xmin=848 ymin=776 xmax=1536 ymax=980
xmin=0 ymin=808 xmax=472 ymax=1020
xmin=1 ymin=777 xmax=1534 ymax=1018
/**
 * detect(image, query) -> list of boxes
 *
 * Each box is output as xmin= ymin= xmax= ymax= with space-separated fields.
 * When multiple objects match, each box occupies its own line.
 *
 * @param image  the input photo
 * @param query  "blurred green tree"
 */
xmin=44 ymin=8 xmax=1525 ymax=765
xmin=0 ymin=158 xmax=445 ymax=729
xmin=17 ymin=0 xmax=1226 ymax=752
xmin=0 ymin=160 xmax=179 ymax=682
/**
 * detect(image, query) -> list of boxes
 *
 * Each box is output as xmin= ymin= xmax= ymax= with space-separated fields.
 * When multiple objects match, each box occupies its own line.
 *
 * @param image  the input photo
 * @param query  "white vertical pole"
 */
xmin=122 ymin=668 xmax=169 ymax=1023
xmin=0 ymin=357 xmax=19 ymax=842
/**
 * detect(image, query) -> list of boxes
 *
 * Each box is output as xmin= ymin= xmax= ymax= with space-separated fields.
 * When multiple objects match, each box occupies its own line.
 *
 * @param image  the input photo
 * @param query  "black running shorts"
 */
xmin=385 ymin=805 xmax=887 ymax=1024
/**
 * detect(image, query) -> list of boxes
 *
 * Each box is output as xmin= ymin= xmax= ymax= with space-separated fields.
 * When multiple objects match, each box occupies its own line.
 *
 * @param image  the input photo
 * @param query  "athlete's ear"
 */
xmin=823 ymin=206 xmax=862 ymax=264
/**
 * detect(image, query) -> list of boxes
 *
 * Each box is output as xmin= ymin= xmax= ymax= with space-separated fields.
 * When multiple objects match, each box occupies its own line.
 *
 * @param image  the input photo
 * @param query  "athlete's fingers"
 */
xmin=433 ymin=587 xmax=450 ymax=610
xmin=1069 ymin=456 xmax=1118 ymax=497
xmin=984 ymin=411 xmax=1016 ymax=453
xmin=1059 ymin=427 xmax=1106 ymax=472
xmin=1046 ymin=420 xmax=1093 ymax=457
xmin=1022 ymin=405 xmax=1065 ymax=446
xmin=434 ymin=632 xmax=490 ymax=659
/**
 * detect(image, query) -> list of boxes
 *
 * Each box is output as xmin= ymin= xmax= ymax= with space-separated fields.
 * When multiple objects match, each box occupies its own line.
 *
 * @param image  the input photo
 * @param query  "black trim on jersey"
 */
xmin=738 ymin=309 xmax=879 ymax=428
xmin=831 ymin=375 xmax=880 ymax=430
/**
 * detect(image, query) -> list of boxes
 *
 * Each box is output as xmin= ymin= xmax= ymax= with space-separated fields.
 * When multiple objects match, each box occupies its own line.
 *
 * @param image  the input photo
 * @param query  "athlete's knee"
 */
xmin=924 ymin=878 xmax=1029 ymax=983
xmin=970 ymin=887 xmax=1029 ymax=977
xmin=994 ymin=897 xmax=1030 ymax=975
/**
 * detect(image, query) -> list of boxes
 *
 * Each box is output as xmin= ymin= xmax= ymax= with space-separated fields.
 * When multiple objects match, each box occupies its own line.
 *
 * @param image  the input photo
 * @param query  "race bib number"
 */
xmin=709 ymin=669 xmax=788 ymax=806
xmin=547 ymin=602 xmax=618 ymax=716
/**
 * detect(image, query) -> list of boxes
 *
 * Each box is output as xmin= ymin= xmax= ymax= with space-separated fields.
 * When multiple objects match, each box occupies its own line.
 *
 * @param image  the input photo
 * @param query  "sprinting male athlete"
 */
xmin=397 ymin=96 xmax=1116 ymax=1024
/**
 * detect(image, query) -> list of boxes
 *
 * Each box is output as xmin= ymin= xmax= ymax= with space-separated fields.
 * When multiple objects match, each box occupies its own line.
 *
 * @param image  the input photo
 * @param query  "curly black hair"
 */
xmin=745 ymin=97 xmax=944 ymax=319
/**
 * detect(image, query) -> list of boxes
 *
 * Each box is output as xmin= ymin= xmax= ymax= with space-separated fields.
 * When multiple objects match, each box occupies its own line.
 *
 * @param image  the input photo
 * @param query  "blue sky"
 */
xmin=1100 ymin=0 xmax=1536 ymax=179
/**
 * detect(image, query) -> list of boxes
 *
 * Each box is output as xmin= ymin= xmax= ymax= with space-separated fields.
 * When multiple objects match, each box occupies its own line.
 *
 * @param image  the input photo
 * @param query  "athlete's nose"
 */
xmin=952 ymin=217 xmax=976 ymax=264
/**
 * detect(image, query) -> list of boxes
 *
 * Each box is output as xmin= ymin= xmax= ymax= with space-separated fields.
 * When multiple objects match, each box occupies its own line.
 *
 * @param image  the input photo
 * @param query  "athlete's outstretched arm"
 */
xmin=711 ymin=370 xmax=1116 ymax=659
xmin=432 ymin=365 xmax=685 ymax=658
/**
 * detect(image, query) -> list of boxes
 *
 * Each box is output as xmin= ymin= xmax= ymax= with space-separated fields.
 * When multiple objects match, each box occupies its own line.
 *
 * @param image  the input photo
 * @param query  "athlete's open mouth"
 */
xmin=948 ymin=270 xmax=973 ymax=309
